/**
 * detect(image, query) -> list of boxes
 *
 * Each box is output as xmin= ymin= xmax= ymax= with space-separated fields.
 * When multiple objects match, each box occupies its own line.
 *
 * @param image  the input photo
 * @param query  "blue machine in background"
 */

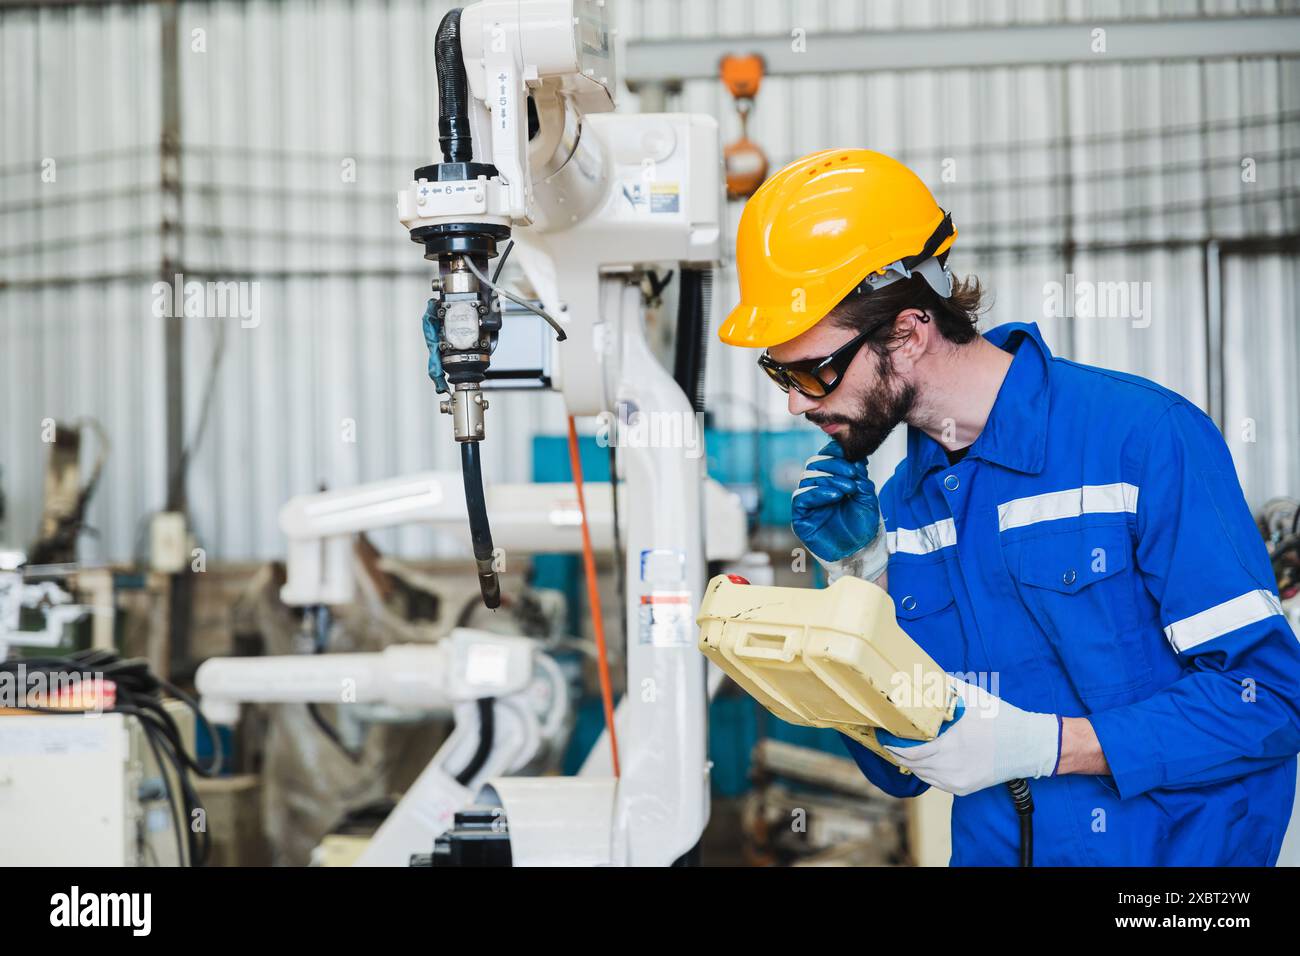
xmin=530 ymin=429 xmax=845 ymax=793
xmin=532 ymin=426 xmax=824 ymax=529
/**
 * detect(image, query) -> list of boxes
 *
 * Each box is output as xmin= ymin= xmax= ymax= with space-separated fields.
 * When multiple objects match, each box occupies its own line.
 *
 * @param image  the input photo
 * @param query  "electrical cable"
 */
xmin=461 ymin=441 xmax=502 ymax=610
xmin=115 ymin=702 xmax=211 ymax=865
xmin=455 ymin=696 xmax=496 ymax=786
xmin=672 ymin=268 xmax=710 ymax=414
xmin=491 ymin=239 xmax=514 ymax=283
xmin=455 ymin=591 xmax=484 ymax=628
xmin=608 ymin=442 xmax=627 ymax=649
xmin=461 ymin=254 xmax=567 ymax=341
xmin=2 ymin=650 xmax=220 ymax=865
xmin=140 ymin=719 xmax=187 ymax=866
xmin=302 ymin=610 xmax=363 ymax=762
xmin=307 ymin=702 xmax=363 ymax=764
xmin=567 ymin=415 xmax=621 ymax=776
xmin=435 ymin=8 xmax=473 ymax=164
xmin=1006 ymin=778 xmax=1034 ymax=867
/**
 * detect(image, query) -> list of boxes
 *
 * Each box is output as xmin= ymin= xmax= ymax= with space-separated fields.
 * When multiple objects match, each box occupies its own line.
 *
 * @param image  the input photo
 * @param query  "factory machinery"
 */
xmin=195 ymin=0 xmax=754 ymax=866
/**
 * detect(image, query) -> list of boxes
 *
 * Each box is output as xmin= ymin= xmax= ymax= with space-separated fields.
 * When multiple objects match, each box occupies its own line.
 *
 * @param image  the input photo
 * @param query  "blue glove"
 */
xmin=876 ymin=699 xmax=966 ymax=749
xmin=791 ymin=441 xmax=881 ymax=563
xmin=422 ymin=298 xmax=449 ymax=395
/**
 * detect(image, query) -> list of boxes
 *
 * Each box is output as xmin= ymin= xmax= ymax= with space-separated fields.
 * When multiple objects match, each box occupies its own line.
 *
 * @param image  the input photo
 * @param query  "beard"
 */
xmin=806 ymin=349 xmax=915 ymax=462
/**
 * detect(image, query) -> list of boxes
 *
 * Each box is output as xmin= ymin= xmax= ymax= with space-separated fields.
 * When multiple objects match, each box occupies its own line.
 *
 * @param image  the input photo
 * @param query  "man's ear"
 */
xmin=891 ymin=309 xmax=932 ymax=365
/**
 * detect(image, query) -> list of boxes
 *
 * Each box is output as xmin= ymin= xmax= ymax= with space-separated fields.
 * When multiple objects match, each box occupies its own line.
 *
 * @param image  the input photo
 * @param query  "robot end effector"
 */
xmin=398 ymin=3 xmax=613 ymax=609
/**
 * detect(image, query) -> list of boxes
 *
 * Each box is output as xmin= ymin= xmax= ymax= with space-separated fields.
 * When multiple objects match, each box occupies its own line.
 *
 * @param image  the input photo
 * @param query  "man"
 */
xmin=719 ymin=148 xmax=1300 ymax=865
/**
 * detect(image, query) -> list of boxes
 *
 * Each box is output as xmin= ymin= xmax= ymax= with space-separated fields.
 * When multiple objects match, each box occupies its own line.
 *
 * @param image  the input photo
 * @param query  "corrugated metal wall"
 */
xmin=2 ymin=0 xmax=1297 ymax=564
xmin=669 ymin=1 xmax=1300 ymax=498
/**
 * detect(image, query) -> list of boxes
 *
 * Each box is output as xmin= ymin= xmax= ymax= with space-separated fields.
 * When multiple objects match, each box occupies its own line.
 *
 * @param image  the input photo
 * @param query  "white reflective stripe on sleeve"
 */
xmin=997 ymin=482 xmax=1140 ymax=532
xmin=1163 ymin=589 xmax=1285 ymax=654
xmin=885 ymin=518 xmax=957 ymax=555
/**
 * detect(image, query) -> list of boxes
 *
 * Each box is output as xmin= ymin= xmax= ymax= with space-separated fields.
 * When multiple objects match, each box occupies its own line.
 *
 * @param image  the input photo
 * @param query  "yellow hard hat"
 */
xmin=719 ymin=148 xmax=957 ymax=349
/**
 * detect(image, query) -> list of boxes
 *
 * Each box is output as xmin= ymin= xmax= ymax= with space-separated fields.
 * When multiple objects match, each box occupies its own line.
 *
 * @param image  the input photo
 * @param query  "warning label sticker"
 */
xmin=620 ymin=180 xmax=681 ymax=214
xmin=638 ymin=549 xmax=691 ymax=646
xmin=638 ymin=591 xmax=693 ymax=647
xmin=649 ymin=182 xmax=680 ymax=213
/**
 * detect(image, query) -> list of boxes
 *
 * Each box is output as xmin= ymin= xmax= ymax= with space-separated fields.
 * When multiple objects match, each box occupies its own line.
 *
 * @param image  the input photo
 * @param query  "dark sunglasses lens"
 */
xmin=760 ymin=362 xmax=791 ymax=392
xmin=787 ymin=369 xmax=829 ymax=398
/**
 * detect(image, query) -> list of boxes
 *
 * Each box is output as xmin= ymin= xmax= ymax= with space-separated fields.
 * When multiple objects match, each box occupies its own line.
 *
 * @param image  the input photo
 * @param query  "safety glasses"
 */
xmin=757 ymin=323 xmax=881 ymax=398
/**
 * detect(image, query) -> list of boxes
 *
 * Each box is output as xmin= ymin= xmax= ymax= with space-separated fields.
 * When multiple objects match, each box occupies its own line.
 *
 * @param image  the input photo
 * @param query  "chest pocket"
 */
xmin=1016 ymin=523 xmax=1151 ymax=704
xmin=889 ymin=559 xmax=966 ymax=676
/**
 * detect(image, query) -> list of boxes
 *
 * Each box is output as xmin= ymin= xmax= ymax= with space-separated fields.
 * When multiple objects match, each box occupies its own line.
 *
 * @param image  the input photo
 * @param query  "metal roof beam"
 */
xmin=624 ymin=15 xmax=1300 ymax=83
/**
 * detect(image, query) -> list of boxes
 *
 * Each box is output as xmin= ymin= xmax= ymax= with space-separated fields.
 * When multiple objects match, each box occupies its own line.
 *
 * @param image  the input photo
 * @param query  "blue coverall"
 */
xmin=842 ymin=321 xmax=1300 ymax=865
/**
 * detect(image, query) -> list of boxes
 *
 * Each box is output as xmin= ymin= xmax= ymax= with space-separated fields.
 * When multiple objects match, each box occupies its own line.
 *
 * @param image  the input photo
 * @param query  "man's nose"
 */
xmin=788 ymin=388 xmax=819 ymax=416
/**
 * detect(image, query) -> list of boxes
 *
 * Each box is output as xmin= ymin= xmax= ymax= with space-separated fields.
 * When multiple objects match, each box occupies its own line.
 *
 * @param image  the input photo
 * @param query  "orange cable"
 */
xmin=566 ymin=415 xmax=621 ymax=777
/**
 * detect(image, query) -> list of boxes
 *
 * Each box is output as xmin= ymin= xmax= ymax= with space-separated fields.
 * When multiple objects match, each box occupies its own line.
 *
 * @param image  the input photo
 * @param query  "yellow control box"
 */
xmin=696 ymin=574 xmax=957 ymax=767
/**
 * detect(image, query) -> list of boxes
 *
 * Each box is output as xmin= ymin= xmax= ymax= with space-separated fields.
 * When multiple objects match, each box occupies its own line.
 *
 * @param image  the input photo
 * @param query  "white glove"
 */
xmin=876 ymin=677 xmax=1061 ymax=796
xmin=813 ymin=516 xmax=889 ymax=584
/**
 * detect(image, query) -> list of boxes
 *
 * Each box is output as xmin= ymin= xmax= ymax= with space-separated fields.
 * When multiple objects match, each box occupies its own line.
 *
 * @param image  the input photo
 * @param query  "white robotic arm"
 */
xmin=195 ymin=628 xmax=573 ymax=867
xmin=394 ymin=2 xmax=621 ymax=609
xmin=388 ymin=0 xmax=731 ymax=867
xmin=395 ymin=0 xmax=615 ymax=233
xmin=194 ymin=0 xmax=736 ymax=867
xmin=188 ymin=2 xmax=739 ymax=870
xmin=457 ymin=0 xmax=615 ymax=225
xmin=276 ymin=472 xmax=745 ymax=607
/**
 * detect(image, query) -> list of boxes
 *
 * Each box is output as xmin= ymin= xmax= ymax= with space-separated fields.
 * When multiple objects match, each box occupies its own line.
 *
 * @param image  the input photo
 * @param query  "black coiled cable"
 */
xmin=671 ymin=268 xmax=711 ymax=414
xmin=1006 ymin=778 xmax=1034 ymax=867
xmin=435 ymin=8 xmax=473 ymax=163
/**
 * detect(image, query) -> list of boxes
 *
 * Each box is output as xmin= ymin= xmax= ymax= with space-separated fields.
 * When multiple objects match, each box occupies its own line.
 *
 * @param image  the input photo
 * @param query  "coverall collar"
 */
xmin=901 ymin=321 xmax=1051 ymax=497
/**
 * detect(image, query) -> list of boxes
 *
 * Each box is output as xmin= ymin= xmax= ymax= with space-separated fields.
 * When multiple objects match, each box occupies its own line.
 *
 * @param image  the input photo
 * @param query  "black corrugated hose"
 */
xmin=1006 ymin=778 xmax=1034 ymax=866
xmin=672 ymin=269 xmax=712 ymax=414
xmin=435 ymin=9 xmax=473 ymax=164
xmin=461 ymin=441 xmax=502 ymax=609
